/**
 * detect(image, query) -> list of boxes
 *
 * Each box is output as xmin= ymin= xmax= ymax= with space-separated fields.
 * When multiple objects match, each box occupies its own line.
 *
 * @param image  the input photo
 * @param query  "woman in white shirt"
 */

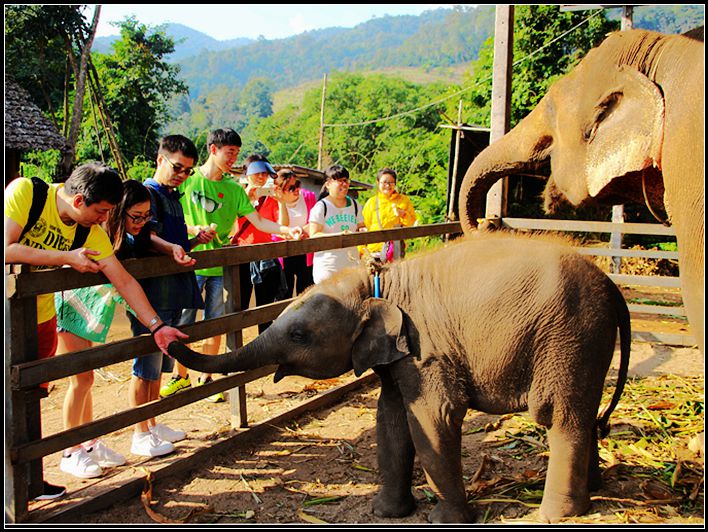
xmin=308 ymin=165 xmax=366 ymax=284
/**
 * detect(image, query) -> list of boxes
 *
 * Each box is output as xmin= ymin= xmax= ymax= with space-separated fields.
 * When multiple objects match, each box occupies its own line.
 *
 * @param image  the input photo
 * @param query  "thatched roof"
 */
xmin=5 ymin=75 xmax=67 ymax=151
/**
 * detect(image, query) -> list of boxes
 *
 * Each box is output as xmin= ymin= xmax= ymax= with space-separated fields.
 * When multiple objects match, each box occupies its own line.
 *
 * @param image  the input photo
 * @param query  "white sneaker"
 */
xmin=131 ymin=431 xmax=174 ymax=457
xmin=150 ymin=423 xmax=186 ymax=443
xmin=60 ymin=447 xmax=103 ymax=479
xmin=84 ymin=440 xmax=126 ymax=467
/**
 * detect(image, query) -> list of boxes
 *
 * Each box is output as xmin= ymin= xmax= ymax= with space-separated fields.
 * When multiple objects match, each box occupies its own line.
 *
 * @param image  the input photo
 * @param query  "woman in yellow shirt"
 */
xmin=362 ymin=168 xmax=417 ymax=261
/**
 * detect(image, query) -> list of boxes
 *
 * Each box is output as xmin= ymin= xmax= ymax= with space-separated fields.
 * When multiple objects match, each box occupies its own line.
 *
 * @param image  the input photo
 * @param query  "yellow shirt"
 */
xmin=361 ymin=191 xmax=417 ymax=255
xmin=5 ymin=178 xmax=115 ymax=323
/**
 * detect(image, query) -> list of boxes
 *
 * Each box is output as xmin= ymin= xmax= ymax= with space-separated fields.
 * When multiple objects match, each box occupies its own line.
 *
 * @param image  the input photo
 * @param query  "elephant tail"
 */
xmin=596 ymin=282 xmax=632 ymax=439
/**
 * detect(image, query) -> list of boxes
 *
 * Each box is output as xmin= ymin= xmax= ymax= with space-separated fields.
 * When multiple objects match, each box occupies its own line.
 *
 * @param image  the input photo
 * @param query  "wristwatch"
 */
xmin=148 ymin=315 xmax=161 ymax=331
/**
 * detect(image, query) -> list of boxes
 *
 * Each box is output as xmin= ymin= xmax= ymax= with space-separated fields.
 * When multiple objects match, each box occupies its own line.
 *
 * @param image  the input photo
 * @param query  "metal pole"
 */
xmin=317 ymin=73 xmax=328 ymax=171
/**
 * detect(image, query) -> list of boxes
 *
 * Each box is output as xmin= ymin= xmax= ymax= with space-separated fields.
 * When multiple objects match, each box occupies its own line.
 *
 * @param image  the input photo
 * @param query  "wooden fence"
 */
xmin=4 ymin=219 xmax=692 ymax=522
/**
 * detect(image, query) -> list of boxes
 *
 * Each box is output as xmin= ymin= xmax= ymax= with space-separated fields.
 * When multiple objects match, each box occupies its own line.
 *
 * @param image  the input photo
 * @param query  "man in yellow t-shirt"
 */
xmin=4 ymin=162 xmax=189 ymax=500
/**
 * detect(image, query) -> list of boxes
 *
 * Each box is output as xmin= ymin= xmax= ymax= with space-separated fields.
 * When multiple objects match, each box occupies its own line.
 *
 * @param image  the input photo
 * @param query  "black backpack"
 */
xmin=19 ymin=176 xmax=90 ymax=250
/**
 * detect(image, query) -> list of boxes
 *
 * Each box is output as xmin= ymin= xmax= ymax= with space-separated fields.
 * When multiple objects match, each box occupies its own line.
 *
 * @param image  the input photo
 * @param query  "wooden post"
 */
xmin=610 ymin=6 xmax=634 ymax=273
xmin=317 ymin=73 xmax=328 ymax=171
xmin=223 ymin=263 xmax=248 ymax=428
xmin=486 ymin=5 xmax=514 ymax=219
xmin=447 ymin=100 xmax=464 ymax=221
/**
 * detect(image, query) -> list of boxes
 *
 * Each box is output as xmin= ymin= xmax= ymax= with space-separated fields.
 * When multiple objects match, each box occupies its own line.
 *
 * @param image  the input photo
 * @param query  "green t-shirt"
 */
xmin=179 ymin=170 xmax=254 ymax=276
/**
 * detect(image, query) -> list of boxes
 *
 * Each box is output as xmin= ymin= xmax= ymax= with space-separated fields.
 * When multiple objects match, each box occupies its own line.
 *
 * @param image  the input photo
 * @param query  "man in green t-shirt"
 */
xmin=161 ymin=128 xmax=301 ymax=401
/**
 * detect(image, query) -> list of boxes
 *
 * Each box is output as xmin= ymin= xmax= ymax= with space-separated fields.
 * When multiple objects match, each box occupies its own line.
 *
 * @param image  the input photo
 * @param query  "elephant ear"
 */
xmin=351 ymin=298 xmax=410 ymax=377
xmin=585 ymin=66 xmax=664 ymax=198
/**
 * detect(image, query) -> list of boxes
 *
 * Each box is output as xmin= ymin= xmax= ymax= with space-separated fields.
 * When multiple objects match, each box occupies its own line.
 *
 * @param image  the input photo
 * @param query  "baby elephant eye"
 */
xmin=289 ymin=329 xmax=309 ymax=345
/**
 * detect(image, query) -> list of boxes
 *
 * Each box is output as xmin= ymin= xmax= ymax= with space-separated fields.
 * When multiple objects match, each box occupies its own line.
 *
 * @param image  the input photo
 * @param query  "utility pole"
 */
xmin=317 ymin=73 xmax=328 ymax=171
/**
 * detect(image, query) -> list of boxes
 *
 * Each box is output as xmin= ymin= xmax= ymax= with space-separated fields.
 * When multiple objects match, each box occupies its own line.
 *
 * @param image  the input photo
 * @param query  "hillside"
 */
xmin=92 ymin=22 xmax=254 ymax=62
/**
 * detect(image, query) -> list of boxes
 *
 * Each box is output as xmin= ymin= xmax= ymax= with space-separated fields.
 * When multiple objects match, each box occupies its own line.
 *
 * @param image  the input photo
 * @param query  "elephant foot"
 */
xmin=428 ymin=501 xmax=476 ymax=523
xmin=588 ymin=466 xmax=603 ymax=492
xmin=372 ymin=489 xmax=415 ymax=518
xmin=539 ymin=492 xmax=590 ymax=523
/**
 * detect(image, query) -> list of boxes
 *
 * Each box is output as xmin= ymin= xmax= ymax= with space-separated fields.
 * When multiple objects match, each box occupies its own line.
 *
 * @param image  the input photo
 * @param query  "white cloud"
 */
xmin=288 ymin=14 xmax=314 ymax=35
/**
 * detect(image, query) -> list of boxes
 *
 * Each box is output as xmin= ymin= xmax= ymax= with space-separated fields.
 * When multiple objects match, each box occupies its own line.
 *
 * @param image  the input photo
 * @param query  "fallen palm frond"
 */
xmin=140 ymin=468 xmax=213 ymax=524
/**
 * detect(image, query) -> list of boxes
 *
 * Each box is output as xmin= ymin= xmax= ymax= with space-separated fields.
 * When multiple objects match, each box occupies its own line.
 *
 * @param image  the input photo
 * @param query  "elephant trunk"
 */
xmin=167 ymin=333 xmax=276 ymax=375
xmin=459 ymin=100 xmax=553 ymax=234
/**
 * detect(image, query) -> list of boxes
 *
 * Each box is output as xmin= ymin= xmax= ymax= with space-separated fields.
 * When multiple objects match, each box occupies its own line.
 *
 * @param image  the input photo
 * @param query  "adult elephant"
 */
xmin=169 ymin=234 xmax=631 ymax=523
xmin=459 ymin=29 xmax=704 ymax=354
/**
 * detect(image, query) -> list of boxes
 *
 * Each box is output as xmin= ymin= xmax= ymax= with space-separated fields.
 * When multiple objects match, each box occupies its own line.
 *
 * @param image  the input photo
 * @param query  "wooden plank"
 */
xmin=575 ymin=247 xmax=679 ymax=260
xmin=12 ymin=366 xmax=277 ymax=464
xmin=632 ymin=331 xmax=696 ymax=347
xmin=502 ymin=218 xmax=676 ymax=236
xmin=7 ymin=223 xmax=463 ymax=298
xmin=609 ymin=274 xmax=682 ymax=288
xmin=28 ymin=373 xmax=378 ymax=524
xmin=628 ymin=304 xmax=686 ymax=317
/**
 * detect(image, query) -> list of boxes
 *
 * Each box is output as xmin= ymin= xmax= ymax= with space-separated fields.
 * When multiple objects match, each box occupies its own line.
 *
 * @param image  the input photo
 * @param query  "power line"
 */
xmin=322 ymin=10 xmax=604 ymax=129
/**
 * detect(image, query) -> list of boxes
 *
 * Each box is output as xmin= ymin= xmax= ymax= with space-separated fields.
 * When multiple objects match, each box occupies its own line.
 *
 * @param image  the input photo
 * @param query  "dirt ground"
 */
xmin=29 ymin=286 xmax=704 ymax=525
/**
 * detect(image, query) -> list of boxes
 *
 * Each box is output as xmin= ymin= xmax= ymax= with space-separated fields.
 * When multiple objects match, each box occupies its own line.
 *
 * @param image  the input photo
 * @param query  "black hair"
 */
xmin=159 ymin=134 xmax=199 ymax=162
xmin=106 ymin=179 xmax=152 ymax=252
xmin=318 ymin=164 xmax=350 ymax=200
xmin=207 ymin=128 xmax=242 ymax=149
xmin=377 ymin=167 xmax=397 ymax=182
xmin=64 ymin=162 xmax=123 ymax=206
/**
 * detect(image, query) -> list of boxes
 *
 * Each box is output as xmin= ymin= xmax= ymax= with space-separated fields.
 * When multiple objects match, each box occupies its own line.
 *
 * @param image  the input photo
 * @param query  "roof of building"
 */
xmin=5 ymin=75 xmax=67 ymax=151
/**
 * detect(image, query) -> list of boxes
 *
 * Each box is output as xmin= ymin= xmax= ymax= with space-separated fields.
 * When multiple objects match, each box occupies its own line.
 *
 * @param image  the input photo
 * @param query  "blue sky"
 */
xmin=94 ymin=4 xmax=460 ymax=41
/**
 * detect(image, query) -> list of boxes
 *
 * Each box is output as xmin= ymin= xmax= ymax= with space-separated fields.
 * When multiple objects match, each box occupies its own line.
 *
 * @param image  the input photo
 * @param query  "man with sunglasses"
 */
xmin=126 ymin=135 xmax=214 ymax=449
xmin=161 ymin=129 xmax=302 ymax=401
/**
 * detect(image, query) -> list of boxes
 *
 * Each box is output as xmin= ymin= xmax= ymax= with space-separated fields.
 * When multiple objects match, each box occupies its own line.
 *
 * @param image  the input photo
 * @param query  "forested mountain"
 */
xmin=177 ymin=6 xmax=496 ymax=98
xmin=93 ymin=22 xmax=254 ymax=62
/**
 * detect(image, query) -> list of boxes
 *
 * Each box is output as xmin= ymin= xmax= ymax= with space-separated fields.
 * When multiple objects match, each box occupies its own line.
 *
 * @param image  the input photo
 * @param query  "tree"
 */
xmin=464 ymin=6 xmax=618 ymax=127
xmin=5 ymin=4 xmax=102 ymax=179
xmin=85 ymin=17 xmax=188 ymax=165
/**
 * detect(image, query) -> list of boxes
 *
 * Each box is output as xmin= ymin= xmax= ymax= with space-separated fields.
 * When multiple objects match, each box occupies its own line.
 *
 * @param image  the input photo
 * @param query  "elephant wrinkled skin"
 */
xmin=459 ymin=29 xmax=704 ymax=354
xmin=169 ymin=235 xmax=631 ymax=523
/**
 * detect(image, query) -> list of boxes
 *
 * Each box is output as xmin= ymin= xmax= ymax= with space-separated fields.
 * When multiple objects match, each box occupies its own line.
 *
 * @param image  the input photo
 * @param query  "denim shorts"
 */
xmin=179 ymin=275 xmax=225 ymax=325
xmin=129 ymin=309 xmax=183 ymax=381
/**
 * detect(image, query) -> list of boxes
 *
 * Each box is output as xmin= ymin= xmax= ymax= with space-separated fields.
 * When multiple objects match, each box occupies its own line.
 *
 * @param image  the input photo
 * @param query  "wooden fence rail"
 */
xmin=5 ymin=219 xmax=692 ymax=522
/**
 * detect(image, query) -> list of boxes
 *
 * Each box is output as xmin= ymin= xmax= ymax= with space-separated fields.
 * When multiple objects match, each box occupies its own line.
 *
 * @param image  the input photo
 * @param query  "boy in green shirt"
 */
xmin=162 ymin=128 xmax=301 ymax=401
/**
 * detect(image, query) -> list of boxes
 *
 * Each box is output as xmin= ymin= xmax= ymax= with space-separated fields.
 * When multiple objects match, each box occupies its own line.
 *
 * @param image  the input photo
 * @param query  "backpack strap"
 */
xmin=316 ymin=197 xmax=358 ymax=220
xmin=20 ymin=176 xmax=91 ymax=250
xmin=19 ymin=177 xmax=49 ymax=242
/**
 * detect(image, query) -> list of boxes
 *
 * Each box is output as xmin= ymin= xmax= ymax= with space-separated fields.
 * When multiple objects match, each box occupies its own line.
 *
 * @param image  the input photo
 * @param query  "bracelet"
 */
xmin=150 ymin=322 xmax=168 ymax=335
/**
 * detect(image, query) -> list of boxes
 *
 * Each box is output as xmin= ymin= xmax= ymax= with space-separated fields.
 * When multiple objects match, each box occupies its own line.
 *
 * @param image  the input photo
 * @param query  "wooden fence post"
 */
xmin=223 ymin=263 xmax=248 ymax=428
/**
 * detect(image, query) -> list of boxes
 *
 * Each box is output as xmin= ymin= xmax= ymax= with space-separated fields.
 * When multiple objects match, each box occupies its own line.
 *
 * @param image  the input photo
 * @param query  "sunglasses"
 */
xmin=285 ymin=180 xmax=301 ymax=193
xmin=162 ymin=155 xmax=194 ymax=176
xmin=126 ymin=210 xmax=153 ymax=224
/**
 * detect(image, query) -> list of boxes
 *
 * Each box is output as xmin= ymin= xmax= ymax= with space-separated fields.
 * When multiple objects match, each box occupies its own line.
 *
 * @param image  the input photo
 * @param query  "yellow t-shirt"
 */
xmin=5 ymin=178 xmax=115 ymax=323
xmin=361 ymin=191 xmax=417 ymax=254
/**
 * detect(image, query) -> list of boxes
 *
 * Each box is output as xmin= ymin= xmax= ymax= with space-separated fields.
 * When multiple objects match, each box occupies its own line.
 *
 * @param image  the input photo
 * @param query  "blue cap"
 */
xmin=246 ymin=161 xmax=277 ymax=176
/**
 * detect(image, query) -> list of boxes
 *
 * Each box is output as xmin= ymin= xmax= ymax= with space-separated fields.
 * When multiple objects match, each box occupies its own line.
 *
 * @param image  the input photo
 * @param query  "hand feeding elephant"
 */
xmin=459 ymin=29 xmax=704 ymax=354
xmin=169 ymin=234 xmax=630 ymax=523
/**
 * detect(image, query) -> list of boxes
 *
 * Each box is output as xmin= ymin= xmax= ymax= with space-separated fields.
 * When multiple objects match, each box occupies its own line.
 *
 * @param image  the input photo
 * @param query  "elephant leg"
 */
xmin=372 ymin=370 xmax=416 ymax=518
xmin=540 ymin=424 xmax=593 ymax=522
xmin=405 ymin=401 xmax=474 ymax=523
xmin=587 ymin=429 xmax=602 ymax=492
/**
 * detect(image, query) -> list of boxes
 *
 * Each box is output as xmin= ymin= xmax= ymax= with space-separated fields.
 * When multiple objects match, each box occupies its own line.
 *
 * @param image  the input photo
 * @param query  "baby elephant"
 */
xmin=169 ymin=234 xmax=630 ymax=523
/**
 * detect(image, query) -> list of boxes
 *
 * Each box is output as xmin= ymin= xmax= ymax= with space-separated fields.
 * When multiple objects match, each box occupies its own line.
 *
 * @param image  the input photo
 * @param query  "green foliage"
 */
xmin=18 ymin=149 xmax=63 ymax=183
xmin=86 ymin=17 xmax=188 ymax=165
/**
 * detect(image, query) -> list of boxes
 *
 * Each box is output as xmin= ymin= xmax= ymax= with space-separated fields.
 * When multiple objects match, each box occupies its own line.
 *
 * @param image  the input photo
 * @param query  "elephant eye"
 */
xmin=289 ymin=328 xmax=309 ymax=345
xmin=585 ymin=92 xmax=622 ymax=142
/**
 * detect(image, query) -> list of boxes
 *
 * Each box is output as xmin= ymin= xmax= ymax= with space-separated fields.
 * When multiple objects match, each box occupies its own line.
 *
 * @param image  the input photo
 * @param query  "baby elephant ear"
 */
xmin=352 ymin=298 xmax=410 ymax=376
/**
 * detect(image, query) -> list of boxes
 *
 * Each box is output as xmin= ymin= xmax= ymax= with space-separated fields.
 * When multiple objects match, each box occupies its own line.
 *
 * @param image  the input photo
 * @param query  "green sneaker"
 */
xmin=197 ymin=377 xmax=226 ymax=403
xmin=159 ymin=375 xmax=191 ymax=398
